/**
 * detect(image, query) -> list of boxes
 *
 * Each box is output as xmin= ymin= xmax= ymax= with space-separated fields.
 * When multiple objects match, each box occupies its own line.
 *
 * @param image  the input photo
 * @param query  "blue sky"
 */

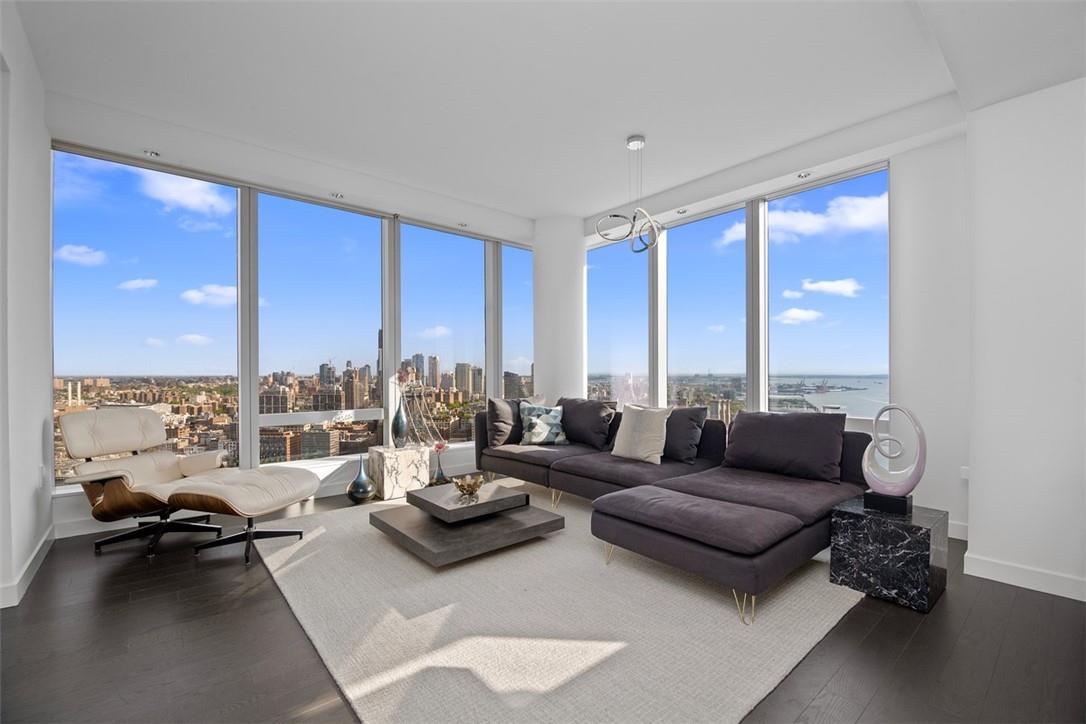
xmin=590 ymin=169 xmax=888 ymax=376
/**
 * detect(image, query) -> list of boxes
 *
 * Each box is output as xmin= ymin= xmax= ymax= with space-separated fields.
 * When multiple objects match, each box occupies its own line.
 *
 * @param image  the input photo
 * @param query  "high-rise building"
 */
xmin=412 ymin=353 xmax=425 ymax=385
xmin=319 ymin=362 xmax=336 ymax=386
xmin=300 ymin=429 xmax=340 ymax=459
xmin=471 ymin=366 xmax=483 ymax=396
xmin=260 ymin=429 xmax=300 ymax=462
xmin=427 ymin=356 xmax=440 ymax=390
xmin=259 ymin=386 xmax=292 ymax=414
xmin=454 ymin=363 xmax=472 ymax=394
xmin=440 ymin=371 xmax=454 ymax=390
xmin=503 ymin=371 xmax=523 ymax=398
xmin=312 ymin=386 xmax=345 ymax=411
xmin=343 ymin=365 xmax=365 ymax=409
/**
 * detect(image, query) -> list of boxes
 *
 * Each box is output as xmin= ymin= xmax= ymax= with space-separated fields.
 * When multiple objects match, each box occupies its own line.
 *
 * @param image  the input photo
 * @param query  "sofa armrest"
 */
xmin=179 ymin=450 xmax=226 ymax=477
xmin=474 ymin=411 xmax=489 ymax=471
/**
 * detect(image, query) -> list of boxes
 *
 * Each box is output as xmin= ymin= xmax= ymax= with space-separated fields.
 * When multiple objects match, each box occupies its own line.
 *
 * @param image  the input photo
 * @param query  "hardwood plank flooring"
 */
xmin=3 ymin=504 xmax=1084 ymax=723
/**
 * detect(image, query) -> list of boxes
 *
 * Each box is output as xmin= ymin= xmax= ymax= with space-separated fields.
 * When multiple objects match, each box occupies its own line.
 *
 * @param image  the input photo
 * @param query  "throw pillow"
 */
xmin=724 ymin=411 xmax=846 ymax=482
xmin=663 ymin=406 xmax=708 ymax=464
xmin=487 ymin=398 xmax=523 ymax=447
xmin=520 ymin=404 xmax=569 ymax=445
xmin=610 ymin=404 xmax=671 ymax=465
xmin=556 ymin=397 xmax=615 ymax=450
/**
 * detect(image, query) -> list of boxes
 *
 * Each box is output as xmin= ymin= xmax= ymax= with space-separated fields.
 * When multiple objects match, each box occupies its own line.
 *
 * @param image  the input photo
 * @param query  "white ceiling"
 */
xmin=15 ymin=1 xmax=1084 ymax=221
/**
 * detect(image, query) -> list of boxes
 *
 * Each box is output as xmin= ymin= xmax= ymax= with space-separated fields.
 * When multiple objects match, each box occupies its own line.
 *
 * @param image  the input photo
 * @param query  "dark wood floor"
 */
xmin=3 ymin=497 xmax=1084 ymax=723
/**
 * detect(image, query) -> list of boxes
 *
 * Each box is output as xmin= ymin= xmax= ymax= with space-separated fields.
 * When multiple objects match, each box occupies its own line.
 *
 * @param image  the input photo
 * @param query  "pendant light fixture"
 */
xmin=595 ymin=134 xmax=662 ymax=254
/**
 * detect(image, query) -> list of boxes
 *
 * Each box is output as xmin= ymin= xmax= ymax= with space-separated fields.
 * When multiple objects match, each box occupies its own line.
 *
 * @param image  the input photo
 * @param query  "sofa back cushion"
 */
xmin=723 ymin=411 xmax=846 ymax=482
xmin=663 ymin=407 xmax=708 ymax=464
xmin=520 ymin=404 xmax=569 ymax=445
xmin=841 ymin=430 xmax=873 ymax=486
xmin=487 ymin=398 xmax=523 ymax=447
xmin=695 ymin=418 xmax=727 ymax=464
xmin=557 ymin=397 xmax=615 ymax=450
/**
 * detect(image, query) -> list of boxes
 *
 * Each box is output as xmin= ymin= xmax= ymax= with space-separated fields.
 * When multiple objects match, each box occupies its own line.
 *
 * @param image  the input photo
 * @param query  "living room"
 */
xmin=1 ymin=1 xmax=1084 ymax=722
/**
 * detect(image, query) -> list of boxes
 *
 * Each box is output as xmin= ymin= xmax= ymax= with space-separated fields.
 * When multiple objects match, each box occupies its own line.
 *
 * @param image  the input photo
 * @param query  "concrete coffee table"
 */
xmin=369 ymin=482 xmax=564 ymax=567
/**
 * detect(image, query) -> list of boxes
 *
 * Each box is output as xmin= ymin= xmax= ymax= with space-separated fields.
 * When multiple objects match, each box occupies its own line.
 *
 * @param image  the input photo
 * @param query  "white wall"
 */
xmin=533 ymin=216 xmax=586 ymax=402
xmin=889 ymin=135 xmax=972 ymax=539
xmin=965 ymin=78 xmax=1085 ymax=601
xmin=0 ymin=3 xmax=55 ymax=607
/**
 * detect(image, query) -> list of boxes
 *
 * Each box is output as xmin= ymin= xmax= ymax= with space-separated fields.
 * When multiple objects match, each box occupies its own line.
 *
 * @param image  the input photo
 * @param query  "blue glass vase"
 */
xmin=392 ymin=398 xmax=408 ymax=448
xmin=346 ymin=455 xmax=376 ymax=504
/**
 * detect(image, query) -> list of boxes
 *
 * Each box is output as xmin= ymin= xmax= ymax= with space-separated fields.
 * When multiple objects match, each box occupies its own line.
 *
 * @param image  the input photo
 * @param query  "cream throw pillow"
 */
xmin=611 ymin=404 xmax=671 ymax=465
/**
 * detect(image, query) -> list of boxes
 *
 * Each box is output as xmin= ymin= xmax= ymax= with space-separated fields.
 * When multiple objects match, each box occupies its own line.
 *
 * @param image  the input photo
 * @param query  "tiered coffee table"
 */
xmin=369 ymin=482 xmax=564 ymax=566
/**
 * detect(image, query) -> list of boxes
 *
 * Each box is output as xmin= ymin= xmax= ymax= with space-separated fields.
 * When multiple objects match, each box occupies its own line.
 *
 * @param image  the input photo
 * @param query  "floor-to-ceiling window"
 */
xmin=256 ymin=193 xmax=383 ymax=463
xmin=667 ymin=207 xmax=747 ymax=421
xmin=501 ymin=245 xmax=534 ymax=399
xmin=587 ymin=241 xmax=649 ymax=409
xmin=52 ymin=150 xmax=239 ymax=482
xmin=400 ymin=224 xmax=487 ymax=442
xmin=766 ymin=168 xmax=889 ymax=417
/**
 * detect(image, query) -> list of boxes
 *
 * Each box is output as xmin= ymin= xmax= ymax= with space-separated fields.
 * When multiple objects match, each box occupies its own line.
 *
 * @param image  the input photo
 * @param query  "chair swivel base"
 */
xmin=193 ymin=517 xmax=303 ymax=566
xmin=95 ymin=512 xmax=222 ymax=558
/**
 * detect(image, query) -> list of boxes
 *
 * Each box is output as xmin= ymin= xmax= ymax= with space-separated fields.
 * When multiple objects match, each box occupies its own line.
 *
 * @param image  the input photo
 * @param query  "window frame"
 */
xmin=49 ymin=142 xmax=530 ymax=483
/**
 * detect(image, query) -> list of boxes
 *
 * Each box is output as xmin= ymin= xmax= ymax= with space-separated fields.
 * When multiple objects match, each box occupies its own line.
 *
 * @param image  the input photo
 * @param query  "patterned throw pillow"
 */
xmin=519 ymin=404 xmax=569 ymax=446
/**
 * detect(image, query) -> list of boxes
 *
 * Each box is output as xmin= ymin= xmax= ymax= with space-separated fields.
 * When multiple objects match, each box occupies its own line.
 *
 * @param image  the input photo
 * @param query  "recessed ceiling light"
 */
xmin=329 ymin=192 xmax=344 ymax=200
xmin=797 ymin=171 xmax=811 ymax=179
xmin=143 ymin=149 xmax=160 ymax=158
xmin=626 ymin=135 xmax=646 ymax=151
xmin=457 ymin=223 xmax=469 ymax=228
xmin=676 ymin=208 xmax=688 ymax=215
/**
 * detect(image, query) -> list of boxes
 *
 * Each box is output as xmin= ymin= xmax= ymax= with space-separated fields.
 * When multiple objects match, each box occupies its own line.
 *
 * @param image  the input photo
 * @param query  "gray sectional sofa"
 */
xmin=474 ymin=401 xmax=871 ymax=609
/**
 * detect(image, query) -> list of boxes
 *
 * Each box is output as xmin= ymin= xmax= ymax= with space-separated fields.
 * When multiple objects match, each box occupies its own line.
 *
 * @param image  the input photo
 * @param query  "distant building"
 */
xmin=503 ymin=371 xmax=523 ymax=398
xmin=300 ymin=429 xmax=339 ymax=459
xmin=471 ymin=366 xmax=483 ymax=396
xmin=412 ymin=353 xmax=426 ymax=385
xmin=259 ymin=386 xmax=292 ymax=414
xmin=319 ymin=362 xmax=337 ymax=386
xmin=455 ymin=363 xmax=472 ymax=395
xmin=312 ymin=385 xmax=345 ymax=411
xmin=440 ymin=371 xmax=454 ymax=390
xmin=260 ymin=430 xmax=300 ymax=462
xmin=427 ymin=356 xmax=440 ymax=390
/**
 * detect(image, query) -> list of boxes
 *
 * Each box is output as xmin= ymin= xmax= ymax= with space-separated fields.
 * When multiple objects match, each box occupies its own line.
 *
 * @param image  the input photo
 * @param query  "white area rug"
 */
xmin=256 ymin=481 xmax=862 ymax=723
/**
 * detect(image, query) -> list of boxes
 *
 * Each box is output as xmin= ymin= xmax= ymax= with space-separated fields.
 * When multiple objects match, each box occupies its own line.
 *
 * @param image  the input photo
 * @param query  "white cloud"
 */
xmin=180 ymin=284 xmax=237 ymax=307
xmin=419 ymin=325 xmax=452 ymax=339
xmin=506 ymin=355 xmax=532 ymax=373
xmin=773 ymin=308 xmax=824 ymax=325
xmin=117 ymin=278 xmax=158 ymax=291
xmin=134 ymin=169 xmax=235 ymax=216
xmin=802 ymin=277 xmax=863 ymax=298
xmin=176 ymin=333 xmax=212 ymax=346
xmin=782 ymin=289 xmax=804 ymax=299
xmin=178 ymin=217 xmax=224 ymax=233
xmin=706 ymin=324 xmax=727 ymax=333
xmin=144 ymin=337 xmax=165 ymax=348
xmin=53 ymin=154 xmax=119 ymax=204
xmin=56 ymin=244 xmax=107 ymax=266
xmin=715 ymin=191 xmax=887 ymax=249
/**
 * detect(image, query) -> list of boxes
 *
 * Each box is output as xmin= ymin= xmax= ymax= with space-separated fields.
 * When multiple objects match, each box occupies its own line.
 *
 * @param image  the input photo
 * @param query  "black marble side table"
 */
xmin=830 ymin=496 xmax=948 ymax=613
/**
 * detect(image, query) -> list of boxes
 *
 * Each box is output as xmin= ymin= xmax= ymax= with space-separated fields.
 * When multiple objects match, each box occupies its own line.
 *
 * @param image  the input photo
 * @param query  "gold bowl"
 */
xmin=454 ymin=475 xmax=484 ymax=497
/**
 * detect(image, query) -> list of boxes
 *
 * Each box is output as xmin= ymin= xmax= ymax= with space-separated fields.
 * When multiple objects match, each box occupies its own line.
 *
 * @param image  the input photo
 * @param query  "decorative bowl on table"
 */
xmin=453 ymin=475 xmax=484 ymax=499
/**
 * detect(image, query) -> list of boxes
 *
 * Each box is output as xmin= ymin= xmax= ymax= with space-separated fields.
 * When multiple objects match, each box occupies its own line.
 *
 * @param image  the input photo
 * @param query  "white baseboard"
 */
xmin=948 ymin=519 xmax=968 ymax=541
xmin=1 ymin=525 xmax=55 ymax=608
xmin=964 ymin=551 xmax=1086 ymax=602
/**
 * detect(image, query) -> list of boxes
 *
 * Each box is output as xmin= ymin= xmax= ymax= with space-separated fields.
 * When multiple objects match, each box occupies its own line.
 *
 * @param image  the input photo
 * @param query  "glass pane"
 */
xmin=587 ymin=241 xmax=649 ymax=409
xmin=502 ymin=246 xmax=534 ymax=399
xmin=667 ymin=208 xmax=747 ymax=421
xmin=401 ymin=224 xmax=486 ymax=442
xmin=257 ymin=194 xmax=383 ymax=463
xmin=52 ymin=151 xmax=240 ymax=483
xmin=767 ymin=168 xmax=889 ymax=417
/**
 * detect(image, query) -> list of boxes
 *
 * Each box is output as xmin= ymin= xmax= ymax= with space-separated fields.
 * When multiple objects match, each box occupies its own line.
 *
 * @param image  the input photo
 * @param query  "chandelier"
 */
xmin=595 ymin=134 xmax=662 ymax=254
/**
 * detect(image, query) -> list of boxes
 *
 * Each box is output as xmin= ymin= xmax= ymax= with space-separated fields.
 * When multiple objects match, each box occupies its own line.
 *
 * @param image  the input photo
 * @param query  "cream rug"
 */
xmin=256 ymin=481 xmax=862 ymax=724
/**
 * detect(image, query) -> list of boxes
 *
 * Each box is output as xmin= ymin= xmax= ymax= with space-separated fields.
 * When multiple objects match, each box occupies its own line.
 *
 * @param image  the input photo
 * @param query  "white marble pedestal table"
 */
xmin=367 ymin=445 xmax=429 ymax=500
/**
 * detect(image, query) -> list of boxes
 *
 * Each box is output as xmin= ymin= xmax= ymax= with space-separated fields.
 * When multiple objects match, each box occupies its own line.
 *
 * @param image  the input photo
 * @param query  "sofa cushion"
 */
xmin=657 ymin=467 xmax=863 ymax=525
xmin=487 ymin=398 xmax=523 ymax=447
xmin=557 ymin=397 xmax=615 ymax=450
xmin=520 ymin=404 xmax=568 ymax=445
xmin=550 ymin=451 xmax=717 ymax=488
xmin=611 ymin=404 xmax=670 ymax=464
xmin=663 ymin=407 xmax=708 ymax=464
xmin=593 ymin=486 xmax=804 ymax=555
xmin=484 ymin=442 xmax=597 ymax=467
xmin=724 ymin=411 xmax=846 ymax=482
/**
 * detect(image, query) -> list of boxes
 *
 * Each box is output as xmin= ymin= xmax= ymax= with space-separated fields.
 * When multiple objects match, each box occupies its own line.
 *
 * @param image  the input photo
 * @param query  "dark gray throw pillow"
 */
xmin=556 ymin=397 xmax=615 ymax=450
xmin=723 ymin=411 xmax=846 ymax=482
xmin=663 ymin=407 xmax=708 ymax=464
xmin=487 ymin=398 xmax=523 ymax=447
